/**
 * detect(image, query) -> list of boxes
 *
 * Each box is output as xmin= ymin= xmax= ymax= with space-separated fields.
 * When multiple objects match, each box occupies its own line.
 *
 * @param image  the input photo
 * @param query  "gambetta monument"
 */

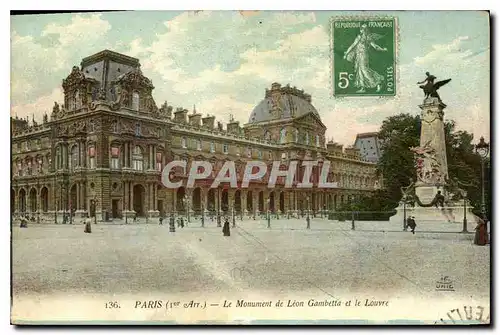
xmin=389 ymin=73 xmax=477 ymax=225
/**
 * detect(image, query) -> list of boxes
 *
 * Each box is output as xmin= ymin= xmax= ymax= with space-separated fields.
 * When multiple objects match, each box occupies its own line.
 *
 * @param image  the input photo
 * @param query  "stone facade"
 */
xmin=11 ymin=50 xmax=380 ymax=222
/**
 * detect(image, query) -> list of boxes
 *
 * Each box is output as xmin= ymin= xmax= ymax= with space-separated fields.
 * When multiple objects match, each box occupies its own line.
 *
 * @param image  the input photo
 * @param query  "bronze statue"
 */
xmin=417 ymin=72 xmax=451 ymax=101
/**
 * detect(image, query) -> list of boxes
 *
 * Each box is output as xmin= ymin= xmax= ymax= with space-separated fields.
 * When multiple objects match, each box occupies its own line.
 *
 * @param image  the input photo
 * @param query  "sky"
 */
xmin=10 ymin=10 xmax=490 ymax=146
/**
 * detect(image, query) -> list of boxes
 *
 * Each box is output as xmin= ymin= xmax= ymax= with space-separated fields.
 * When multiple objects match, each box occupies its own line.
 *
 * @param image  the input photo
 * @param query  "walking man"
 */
xmin=408 ymin=216 xmax=417 ymax=234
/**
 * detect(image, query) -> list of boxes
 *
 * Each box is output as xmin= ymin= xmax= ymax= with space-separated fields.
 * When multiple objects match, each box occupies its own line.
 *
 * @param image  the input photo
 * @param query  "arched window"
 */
xmin=132 ymin=91 xmax=140 ymax=111
xmin=88 ymin=145 xmax=96 ymax=169
xmin=279 ymin=128 xmax=287 ymax=144
xmin=70 ymin=145 xmax=78 ymax=170
xmin=111 ymin=146 xmax=120 ymax=169
xmin=294 ymin=129 xmax=299 ymax=143
xmin=132 ymin=146 xmax=143 ymax=171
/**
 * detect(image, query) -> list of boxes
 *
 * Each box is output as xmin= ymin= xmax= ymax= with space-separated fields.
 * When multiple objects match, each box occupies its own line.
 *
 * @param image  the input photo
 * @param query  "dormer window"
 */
xmin=132 ymin=91 xmax=140 ymax=111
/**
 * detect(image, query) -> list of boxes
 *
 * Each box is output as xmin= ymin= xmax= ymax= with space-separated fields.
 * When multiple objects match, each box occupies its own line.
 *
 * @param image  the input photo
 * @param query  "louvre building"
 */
xmin=11 ymin=50 xmax=380 ymax=222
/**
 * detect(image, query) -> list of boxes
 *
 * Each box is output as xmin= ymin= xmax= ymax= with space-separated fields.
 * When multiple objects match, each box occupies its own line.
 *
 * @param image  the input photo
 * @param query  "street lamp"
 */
xmin=402 ymin=194 xmax=408 ymax=232
xmin=267 ymin=198 xmax=271 ymax=228
xmin=351 ymin=195 xmax=355 ymax=231
xmin=93 ymin=196 xmax=98 ymax=225
xmin=217 ymin=188 xmax=221 ymax=227
xmin=232 ymin=205 xmax=236 ymax=228
xmin=475 ymin=136 xmax=490 ymax=217
xmin=36 ymin=179 xmax=40 ymax=224
xmin=460 ymin=189 xmax=468 ymax=233
xmin=201 ymin=202 xmax=205 ymax=228
xmin=306 ymin=196 xmax=310 ymax=229
xmin=184 ymin=194 xmax=190 ymax=223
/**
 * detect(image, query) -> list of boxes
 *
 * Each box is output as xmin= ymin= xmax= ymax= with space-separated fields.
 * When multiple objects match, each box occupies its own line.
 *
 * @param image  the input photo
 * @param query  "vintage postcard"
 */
xmin=10 ymin=10 xmax=490 ymax=325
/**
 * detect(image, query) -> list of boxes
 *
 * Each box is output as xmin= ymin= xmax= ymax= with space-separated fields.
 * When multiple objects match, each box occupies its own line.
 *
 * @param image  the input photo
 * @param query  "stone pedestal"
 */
xmin=389 ymin=202 xmax=478 ymax=226
xmin=148 ymin=210 xmax=160 ymax=218
xmin=123 ymin=210 xmax=136 ymax=219
xmin=75 ymin=210 xmax=88 ymax=218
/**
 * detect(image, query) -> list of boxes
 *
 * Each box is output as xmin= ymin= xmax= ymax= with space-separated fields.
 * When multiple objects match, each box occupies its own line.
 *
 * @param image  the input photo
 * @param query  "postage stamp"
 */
xmin=10 ymin=10 xmax=490 ymax=326
xmin=331 ymin=16 xmax=397 ymax=97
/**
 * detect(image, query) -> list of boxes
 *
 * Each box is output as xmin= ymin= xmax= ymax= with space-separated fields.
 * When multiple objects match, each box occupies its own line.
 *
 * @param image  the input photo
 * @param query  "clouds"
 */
xmin=11 ymin=14 xmax=112 ymax=107
xmin=10 ymin=11 xmax=490 ymax=146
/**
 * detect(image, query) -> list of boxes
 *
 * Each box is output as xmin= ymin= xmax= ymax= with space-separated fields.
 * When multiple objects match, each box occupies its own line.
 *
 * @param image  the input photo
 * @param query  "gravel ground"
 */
xmin=12 ymin=218 xmax=490 ymax=301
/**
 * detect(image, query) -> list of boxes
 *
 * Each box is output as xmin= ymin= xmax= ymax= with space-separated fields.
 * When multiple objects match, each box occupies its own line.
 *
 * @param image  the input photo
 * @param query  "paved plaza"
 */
xmin=12 ymin=217 xmax=490 ymax=303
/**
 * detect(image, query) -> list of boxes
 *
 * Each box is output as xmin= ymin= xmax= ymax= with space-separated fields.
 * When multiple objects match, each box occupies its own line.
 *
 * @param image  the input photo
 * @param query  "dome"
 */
xmin=248 ymin=83 xmax=321 ymax=124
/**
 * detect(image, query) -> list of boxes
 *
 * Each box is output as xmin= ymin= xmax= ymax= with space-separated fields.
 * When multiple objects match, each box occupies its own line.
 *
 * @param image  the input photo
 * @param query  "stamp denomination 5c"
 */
xmin=331 ymin=16 xmax=397 ymax=97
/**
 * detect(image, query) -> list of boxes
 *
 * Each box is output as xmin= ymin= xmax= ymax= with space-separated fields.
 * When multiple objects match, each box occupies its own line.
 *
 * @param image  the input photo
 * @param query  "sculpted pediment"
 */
xmin=117 ymin=68 xmax=154 ymax=90
xmin=294 ymin=113 xmax=326 ymax=129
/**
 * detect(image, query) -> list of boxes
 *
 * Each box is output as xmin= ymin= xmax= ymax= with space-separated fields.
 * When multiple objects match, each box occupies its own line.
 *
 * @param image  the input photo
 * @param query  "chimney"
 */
xmin=227 ymin=120 xmax=240 ymax=134
xmin=189 ymin=113 xmax=202 ymax=127
xmin=174 ymin=108 xmax=188 ymax=123
xmin=202 ymin=115 xmax=215 ymax=129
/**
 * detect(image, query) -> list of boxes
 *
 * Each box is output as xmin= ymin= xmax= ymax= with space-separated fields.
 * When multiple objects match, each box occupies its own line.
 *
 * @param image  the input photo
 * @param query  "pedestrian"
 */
xmin=474 ymin=216 xmax=488 ymax=246
xmin=433 ymin=190 xmax=445 ymax=209
xmin=20 ymin=216 xmax=28 ymax=228
xmin=84 ymin=214 xmax=92 ymax=233
xmin=408 ymin=216 xmax=417 ymax=234
xmin=159 ymin=216 xmax=163 ymax=225
xmin=180 ymin=217 xmax=185 ymax=228
xmin=222 ymin=217 xmax=231 ymax=236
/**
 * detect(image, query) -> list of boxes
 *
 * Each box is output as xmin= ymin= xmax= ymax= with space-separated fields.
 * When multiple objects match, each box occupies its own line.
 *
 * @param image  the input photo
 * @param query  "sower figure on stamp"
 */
xmin=344 ymin=24 xmax=387 ymax=93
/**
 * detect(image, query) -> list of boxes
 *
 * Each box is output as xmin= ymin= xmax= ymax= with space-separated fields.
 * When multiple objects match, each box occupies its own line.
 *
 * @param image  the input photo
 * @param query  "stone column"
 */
xmin=130 ymin=182 xmax=134 ymax=213
xmin=253 ymin=191 xmax=258 ymax=216
xmin=124 ymin=142 xmax=129 ymax=168
xmin=242 ymin=191 xmax=247 ymax=215
xmin=173 ymin=190 xmax=177 ymax=214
